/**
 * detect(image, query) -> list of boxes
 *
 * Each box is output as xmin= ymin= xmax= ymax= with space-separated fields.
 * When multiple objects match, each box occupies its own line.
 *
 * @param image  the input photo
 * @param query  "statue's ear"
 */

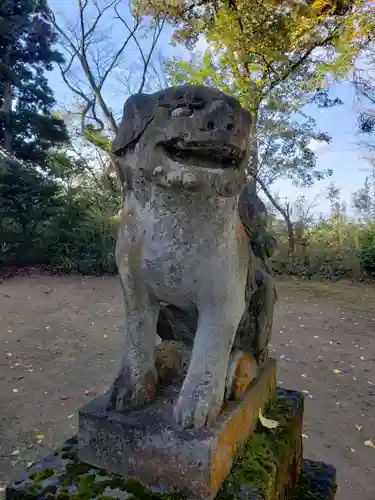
xmin=111 ymin=93 xmax=156 ymax=155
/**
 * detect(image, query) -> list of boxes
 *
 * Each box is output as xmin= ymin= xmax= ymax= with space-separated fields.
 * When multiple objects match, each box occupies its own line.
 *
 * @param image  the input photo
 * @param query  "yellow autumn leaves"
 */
xmin=258 ymin=408 xmax=279 ymax=429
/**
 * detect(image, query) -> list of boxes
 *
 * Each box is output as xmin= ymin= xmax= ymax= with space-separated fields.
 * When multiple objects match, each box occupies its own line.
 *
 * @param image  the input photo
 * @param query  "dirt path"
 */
xmin=0 ymin=275 xmax=374 ymax=499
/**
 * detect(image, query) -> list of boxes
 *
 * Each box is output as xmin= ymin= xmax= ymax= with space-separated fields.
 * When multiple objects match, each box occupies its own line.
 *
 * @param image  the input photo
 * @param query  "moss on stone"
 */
xmin=295 ymin=474 xmax=324 ymax=500
xmin=29 ymin=469 xmax=55 ymax=482
xmin=217 ymin=395 xmax=301 ymax=500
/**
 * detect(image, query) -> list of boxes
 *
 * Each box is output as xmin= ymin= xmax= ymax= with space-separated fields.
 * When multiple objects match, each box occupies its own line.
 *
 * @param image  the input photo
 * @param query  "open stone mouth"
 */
xmin=163 ymin=141 xmax=244 ymax=169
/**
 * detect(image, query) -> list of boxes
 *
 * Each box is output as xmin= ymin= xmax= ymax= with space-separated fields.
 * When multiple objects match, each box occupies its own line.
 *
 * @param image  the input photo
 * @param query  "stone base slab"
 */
xmin=77 ymin=359 xmax=276 ymax=500
xmin=5 ymin=388 xmax=337 ymax=500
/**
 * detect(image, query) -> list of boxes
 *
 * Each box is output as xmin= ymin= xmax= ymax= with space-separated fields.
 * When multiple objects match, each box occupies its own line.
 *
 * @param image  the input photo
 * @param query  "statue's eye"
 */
xmin=171 ymin=106 xmax=193 ymax=117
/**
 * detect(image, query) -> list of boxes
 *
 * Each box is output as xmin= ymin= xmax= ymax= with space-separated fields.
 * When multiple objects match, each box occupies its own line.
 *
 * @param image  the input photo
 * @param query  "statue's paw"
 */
xmin=106 ymin=368 xmax=157 ymax=411
xmin=173 ymin=376 xmax=224 ymax=430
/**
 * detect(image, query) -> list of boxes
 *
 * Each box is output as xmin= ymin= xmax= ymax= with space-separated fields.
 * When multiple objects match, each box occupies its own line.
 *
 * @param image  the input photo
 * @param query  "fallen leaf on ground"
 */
xmin=365 ymin=440 xmax=375 ymax=448
xmin=360 ymin=356 xmax=365 ymax=361
xmin=258 ymin=408 xmax=279 ymax=429
xmin=84 ymin=390 xmax=97 ymax=397
xmin=332 ymin=369 xmax=343 ymax=375
xmin=36 ymin=434 xmax=45 ymax=440
xmin=356 ymin=425 xmax=363 ymax=431
xmin=11 ymin=450 xmax=20 ymax=456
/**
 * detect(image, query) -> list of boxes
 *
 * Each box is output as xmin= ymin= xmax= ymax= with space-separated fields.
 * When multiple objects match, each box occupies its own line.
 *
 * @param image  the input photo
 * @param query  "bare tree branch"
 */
xmin=46 ymin=0 xmax=167 ymax=144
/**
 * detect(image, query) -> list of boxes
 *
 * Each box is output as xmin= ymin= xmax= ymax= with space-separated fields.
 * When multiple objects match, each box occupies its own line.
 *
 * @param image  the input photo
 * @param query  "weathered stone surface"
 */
xmin=77 ymin=359 xmax=276 ymax=500
xmin=6 ymin=389 xmax=335 ymax=500
xmin=108 ymin=84 xmax=278 ymax=430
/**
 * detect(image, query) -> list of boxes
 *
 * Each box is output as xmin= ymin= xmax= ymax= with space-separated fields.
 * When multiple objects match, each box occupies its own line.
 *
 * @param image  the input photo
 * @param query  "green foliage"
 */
xmin=0 ymin=148 xmax=119 ymax=275
xmin=270 ymin=213 xmax=375 ymax=280
xmin=38 ymin=198 xmax=118 ymax=274
xmin=266 ymin=181 xmax=375 ymax=280
xmin=358 ymin=224 xmax=375 ymax=273
xmin=83 ymin=126 xmax=112 ymax=152
xmin=0 ymin=0 xmax=68 ymax=164
xmin=160 ymin=0 xmax=373 ymax=106
xmin=0 ymin=148 xmax=62 ymax=266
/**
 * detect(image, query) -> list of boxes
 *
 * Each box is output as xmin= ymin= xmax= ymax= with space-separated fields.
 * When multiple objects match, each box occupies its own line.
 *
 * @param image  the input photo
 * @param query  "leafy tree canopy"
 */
xmin=150 ymin=0 xmax=374 ymax=111
xmin=0 ymin=0 xmax=68 ymax=164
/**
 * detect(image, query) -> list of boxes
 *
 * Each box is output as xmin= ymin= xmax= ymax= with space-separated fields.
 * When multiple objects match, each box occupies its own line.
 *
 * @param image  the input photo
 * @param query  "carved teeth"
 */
xmin=164 ymin=140 xmax=243 ymax=169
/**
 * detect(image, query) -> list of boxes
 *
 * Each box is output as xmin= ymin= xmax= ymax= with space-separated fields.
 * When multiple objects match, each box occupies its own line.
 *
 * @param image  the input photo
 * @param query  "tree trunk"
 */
xmin=286 ymin=220 xmax=296 ymax=255
xmin=248 ymin=116 xmax=259 ymax=196
xmin=0 ymin=81 xmax=14 ymax=153
xmin=256 ymin=176 xmax=296 ymax=254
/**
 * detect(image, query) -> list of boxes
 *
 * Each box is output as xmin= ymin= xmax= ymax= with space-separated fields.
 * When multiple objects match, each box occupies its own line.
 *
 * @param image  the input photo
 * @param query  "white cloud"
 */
xmin=308 ymin=139 xmax=331 ymax=154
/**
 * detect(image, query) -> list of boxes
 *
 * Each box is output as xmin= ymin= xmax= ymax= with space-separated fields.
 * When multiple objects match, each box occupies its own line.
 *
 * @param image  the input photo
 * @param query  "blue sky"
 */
xmin=47 ymin=0 xmax=372 ymax=217
xmin=275 ymin=81 xmax=371 ymax=216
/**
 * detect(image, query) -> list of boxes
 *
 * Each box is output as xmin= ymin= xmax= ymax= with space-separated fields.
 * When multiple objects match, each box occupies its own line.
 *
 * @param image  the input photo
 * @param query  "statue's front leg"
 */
xmin=173 ymin=293 xmax=245 ymax=430
xmin=107 ymin=264 xmax=159 ymax=411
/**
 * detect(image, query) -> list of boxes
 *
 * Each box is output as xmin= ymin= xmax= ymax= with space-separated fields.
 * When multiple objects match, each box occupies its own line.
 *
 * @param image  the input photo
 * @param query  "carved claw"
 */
xmin=106 ymin=367 xmax=158 ymax=411
xmin=173 ymin=375 xmax=224 ymax=430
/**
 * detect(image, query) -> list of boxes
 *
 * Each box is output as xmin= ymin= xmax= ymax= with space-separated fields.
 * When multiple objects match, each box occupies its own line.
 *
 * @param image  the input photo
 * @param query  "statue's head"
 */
xmin=112 ymin=85 xmax=252 ymax=197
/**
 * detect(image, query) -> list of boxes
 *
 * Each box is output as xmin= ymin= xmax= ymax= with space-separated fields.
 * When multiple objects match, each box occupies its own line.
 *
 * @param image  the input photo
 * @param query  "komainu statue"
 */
xmin=109 ymin=85 xmax=277 ymax=429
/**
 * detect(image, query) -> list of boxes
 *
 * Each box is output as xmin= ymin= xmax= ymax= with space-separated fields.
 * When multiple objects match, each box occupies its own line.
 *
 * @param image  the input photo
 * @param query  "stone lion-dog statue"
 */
xmin=108 ymin=85 xmax=277 ymax=430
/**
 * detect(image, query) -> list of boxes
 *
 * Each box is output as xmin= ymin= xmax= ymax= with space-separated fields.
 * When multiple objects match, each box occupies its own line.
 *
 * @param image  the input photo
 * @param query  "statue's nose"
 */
xmin=201 ymin=100 xmax=235 ymax=132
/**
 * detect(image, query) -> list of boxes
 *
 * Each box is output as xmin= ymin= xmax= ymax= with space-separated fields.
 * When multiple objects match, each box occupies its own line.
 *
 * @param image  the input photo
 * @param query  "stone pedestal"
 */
xmin=5 ymin=388 xmax=337 ymax=500
xmin=78 ymin=359 xmax=276 ymax=500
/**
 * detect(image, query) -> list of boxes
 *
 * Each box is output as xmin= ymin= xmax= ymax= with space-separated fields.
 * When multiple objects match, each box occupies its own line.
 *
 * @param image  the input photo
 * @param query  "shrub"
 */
xmin=358 ymin=224 xmax=375 ymax=273
xmin=0 ymin=148 xmax=119 ymax=275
